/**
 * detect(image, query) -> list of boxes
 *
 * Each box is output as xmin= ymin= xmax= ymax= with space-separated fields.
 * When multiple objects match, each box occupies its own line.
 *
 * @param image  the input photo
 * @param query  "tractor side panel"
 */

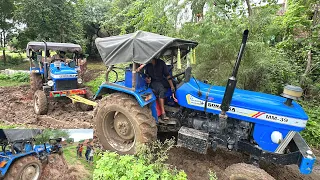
xmin=253 ymin=124 xmax=289 ymax=152
xmin=175 ymin=79 xmax=308 ymax=132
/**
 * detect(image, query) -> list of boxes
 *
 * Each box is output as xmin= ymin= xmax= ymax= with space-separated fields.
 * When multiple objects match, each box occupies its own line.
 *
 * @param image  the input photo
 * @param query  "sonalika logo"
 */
xmin=207 ymin=102 xmax=236 ymax=112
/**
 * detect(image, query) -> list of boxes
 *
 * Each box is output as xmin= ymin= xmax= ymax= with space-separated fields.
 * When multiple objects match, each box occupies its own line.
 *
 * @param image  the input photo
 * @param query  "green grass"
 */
xmin=0 ymin=122 xmax=21 ymax=129
xmin=0 ymin=50 xmax=29 ymax=70
xmin=0 ymin=80 xmax=28 ymax=87
xmin=0 ymin=50 xmax=27 ymax=59
xmin=63 ymin=144 xmax=95 ymax=180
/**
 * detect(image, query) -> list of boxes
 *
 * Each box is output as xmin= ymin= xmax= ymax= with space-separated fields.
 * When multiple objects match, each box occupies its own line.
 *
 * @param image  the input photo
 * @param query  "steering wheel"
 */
xmin=172 ymin=67 xmax=192 ymax=83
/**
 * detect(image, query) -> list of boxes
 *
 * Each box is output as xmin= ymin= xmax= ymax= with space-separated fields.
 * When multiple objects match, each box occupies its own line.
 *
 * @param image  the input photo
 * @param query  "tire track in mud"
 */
xmin=167 ymin=147 xmax=320 ymax=180
xmin=0 ymin=85 xmax=93 ymax=129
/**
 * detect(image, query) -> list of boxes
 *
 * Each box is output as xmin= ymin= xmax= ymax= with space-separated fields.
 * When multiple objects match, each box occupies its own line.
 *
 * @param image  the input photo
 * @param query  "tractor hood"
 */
xmin=50 ymin=63 xmax=78 ymax=79
xmin=176 ymin=78 xmax=308 ymax=131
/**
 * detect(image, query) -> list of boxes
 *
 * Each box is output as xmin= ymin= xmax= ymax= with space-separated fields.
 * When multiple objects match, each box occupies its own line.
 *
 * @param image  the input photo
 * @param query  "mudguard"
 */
xmin=94 ymin=82 xmax=158 ymax=122
xmin=0 ymin=151 xmax=37 ymax=177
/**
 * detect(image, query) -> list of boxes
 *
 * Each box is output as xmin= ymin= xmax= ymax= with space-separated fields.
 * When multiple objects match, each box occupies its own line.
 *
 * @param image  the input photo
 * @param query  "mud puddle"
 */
xmin=0 ymin=85 xmax=93 ymax=129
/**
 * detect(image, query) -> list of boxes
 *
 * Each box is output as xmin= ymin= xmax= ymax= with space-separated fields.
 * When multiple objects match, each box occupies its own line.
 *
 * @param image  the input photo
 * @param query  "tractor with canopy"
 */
xmin=90 ymin=30 xmax=316 ymax=178
xmin=26 ymin=42 xmax=93 ymax=115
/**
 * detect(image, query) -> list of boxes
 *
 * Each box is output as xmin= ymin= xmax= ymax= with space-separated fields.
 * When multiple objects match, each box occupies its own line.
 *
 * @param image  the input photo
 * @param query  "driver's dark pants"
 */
xmin=150 ymin=81 xmax=166 ymax=98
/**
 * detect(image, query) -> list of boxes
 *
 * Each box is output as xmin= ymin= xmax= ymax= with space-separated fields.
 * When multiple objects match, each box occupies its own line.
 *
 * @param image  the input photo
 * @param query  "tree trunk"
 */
xmin=0 ymin=32 xmax=2 ymax=47
xmin=2 ymin=49 xmax=6 ymax=65
xmin=245 ymin=0 xmax=252 ymax=16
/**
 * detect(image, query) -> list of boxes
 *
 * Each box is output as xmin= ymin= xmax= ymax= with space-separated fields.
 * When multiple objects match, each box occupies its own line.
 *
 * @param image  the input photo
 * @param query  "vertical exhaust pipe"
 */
xmin=220 ymin=30 xmax=249 ymax=114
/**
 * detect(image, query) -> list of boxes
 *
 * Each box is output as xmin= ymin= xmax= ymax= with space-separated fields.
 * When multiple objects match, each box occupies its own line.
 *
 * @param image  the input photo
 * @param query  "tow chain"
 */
xmin=67 ymin=95 xmax=98 ymax=106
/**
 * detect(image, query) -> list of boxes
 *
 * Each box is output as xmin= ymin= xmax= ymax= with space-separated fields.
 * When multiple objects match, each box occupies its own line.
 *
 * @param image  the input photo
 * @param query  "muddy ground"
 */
xmin=40 ymin=154 xmax=82 ymax=180
xmin=167 ymin=147 xmax=320 ymax=180
xmin=0 ymin=85 xmax=93 ymax=128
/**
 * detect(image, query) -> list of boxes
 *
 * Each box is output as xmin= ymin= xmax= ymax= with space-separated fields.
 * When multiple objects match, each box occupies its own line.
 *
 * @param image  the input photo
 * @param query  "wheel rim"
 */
xmin=102 ymin=111 xmax=135 ymax=152
xmin=21 ymin=163 xmax=40 ymax=180
xmin=34 ymin=94 xmax=40 ymax=113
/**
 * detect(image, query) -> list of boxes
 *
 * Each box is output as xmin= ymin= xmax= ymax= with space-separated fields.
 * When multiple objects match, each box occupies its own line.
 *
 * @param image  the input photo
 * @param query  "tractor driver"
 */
xmin=51 ymin=50 xmax=67 ymax=62
xmin=137 ymin=58 xmax=175 ymax=121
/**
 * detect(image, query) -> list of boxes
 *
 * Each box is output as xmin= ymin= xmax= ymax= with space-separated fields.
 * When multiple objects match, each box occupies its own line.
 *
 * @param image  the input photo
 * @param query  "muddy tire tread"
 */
xmin=95 ymin=93 xmax=157 ymax=154
xmin=34 ymin=90 xmax=48 ymax=115
xmin=30 ymin=73 xmax=42 ymax=93
xmin=5 ymin=155 xmax=42 ymax=180
xmin=224 ymin=163 xmax=275 ymax=180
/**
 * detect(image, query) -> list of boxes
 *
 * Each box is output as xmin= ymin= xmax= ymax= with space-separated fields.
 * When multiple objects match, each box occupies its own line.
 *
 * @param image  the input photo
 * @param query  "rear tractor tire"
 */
xmin=33 ymin=90 xmax=48 ymax=115
xmin=224 ymin=163 xmax=275 ymax=180
xmin=5 ymin=155 xmax=42 ymax=180
xmin=75 ymin=90 xmax=94 ymax=111
xmin=95 ymin=93 xmax=157 ymax=154
xmin=30 ymin=73 xmax=43 ymax=93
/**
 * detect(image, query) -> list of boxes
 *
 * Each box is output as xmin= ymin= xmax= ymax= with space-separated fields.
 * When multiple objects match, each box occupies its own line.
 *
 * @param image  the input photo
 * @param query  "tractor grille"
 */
xmin=55 ymin=80 xmax=78 ymax=91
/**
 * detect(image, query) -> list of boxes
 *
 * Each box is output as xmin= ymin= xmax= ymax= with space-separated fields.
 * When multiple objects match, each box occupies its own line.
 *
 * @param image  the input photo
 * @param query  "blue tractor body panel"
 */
xmin=175 ymin=78 xmax=308 ymax=152
xmin=49 ymin=63 xmax=78 ymax=91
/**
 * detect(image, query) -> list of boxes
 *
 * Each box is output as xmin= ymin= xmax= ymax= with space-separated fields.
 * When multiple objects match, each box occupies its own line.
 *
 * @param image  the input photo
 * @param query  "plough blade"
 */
xmin=67 ymin=95 xmax=97 ymax=106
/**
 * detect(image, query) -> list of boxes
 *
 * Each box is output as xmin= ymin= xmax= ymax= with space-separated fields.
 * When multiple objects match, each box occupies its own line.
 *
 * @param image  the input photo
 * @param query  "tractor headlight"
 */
xmin=271 ymin=131 xmax=283 ymax=144
xmin=77 ymin=78 xmax=83 ymax=84
xmin=47 ymin=80 xmax=54 ymax=87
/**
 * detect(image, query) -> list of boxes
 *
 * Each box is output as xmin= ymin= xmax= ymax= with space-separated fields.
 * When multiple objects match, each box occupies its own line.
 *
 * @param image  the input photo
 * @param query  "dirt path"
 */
xmin=0 ymin=85 xmax=93 ymax=128
xmin=40 ymin=154 xmax=80 ymax=180
xmin=167 ymin=147 xmax=320 ymax=180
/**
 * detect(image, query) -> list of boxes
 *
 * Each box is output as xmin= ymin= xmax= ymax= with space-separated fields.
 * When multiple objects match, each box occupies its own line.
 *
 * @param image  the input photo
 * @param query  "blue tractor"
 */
xmin=93 ymin=30 xmax=316 ymax=178
xmin=0 ymin=129 xmax=44 ymax=180
xmin=26 ymin=42 xmax=93 ymax=115
xmin=34 ymin=138 xmax=63 ymax=156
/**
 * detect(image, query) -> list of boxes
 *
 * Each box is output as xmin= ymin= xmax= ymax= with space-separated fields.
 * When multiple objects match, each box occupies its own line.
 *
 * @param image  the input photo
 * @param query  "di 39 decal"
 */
xmin=186 ymin=94 xmax=306 ymax=128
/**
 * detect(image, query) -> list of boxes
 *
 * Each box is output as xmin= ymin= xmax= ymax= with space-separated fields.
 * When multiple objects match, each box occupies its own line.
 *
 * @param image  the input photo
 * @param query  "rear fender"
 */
xmin=94 ymin=83 xmax=158 ymax=122
xmin=0 ymin=151 xmax=37 ymax=177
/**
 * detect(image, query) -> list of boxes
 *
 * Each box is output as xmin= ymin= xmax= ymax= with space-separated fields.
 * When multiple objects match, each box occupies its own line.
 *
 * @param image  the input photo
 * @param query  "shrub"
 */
xmin=0 ymin=72 xmax=29 ymax=83
xmin=93 ymin=139 xmax=187 ymax=180
xmin=301 ymin=101 xmax=320 ymax=147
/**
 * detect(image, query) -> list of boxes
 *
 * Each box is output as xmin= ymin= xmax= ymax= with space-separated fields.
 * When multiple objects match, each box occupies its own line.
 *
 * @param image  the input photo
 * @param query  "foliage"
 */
xmin=301 ymin=101 xmax=320 ymax=147
xmin=208 ymin=170 xmax=218 ymax=180
xmin=66 ymin=138 xmax=74 ymax=144
xmin=0 ymin=72 xmax=29 ymax=82
xmin=34 ymin=129 xmax=69 ymax=144
xmin=93 ymin=139 xmax=187 ymax=180
xmin=14 ymin=0 xmax=85 ymax=47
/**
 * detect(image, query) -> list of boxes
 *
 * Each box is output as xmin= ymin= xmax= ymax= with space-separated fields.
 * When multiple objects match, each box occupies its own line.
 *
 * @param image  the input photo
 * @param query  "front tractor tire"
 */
xmin=34 ymin=90 xmax=48 ymax=115
xmin=30 ymin=73 xmax=43 ymax=93
xmin=95 ymin=93 xmax=157 ymax=154
xmin=224 ymin=163 xmax=275 ymax=180
xmin=5 ymin=155 xmax=42 ymax=180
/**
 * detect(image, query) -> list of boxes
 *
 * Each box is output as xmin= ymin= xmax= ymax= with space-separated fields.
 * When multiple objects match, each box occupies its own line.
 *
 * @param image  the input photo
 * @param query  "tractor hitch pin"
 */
xmin=220 ymin=30 xmax=249 ymax=117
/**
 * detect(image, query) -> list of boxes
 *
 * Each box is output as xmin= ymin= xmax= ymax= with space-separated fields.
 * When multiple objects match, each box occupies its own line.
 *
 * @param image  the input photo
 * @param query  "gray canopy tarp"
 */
xmin=26 ymin=42 xmax=82 ymax=56
xmin=95 ymin=31 xmax=198 ymax=66
xmin=1 ymin=129 xmax=42 ymax=142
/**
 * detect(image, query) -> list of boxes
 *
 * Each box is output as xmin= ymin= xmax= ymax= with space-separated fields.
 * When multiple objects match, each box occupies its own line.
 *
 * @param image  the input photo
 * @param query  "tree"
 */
xmin=0 ymin=0 xmax=15 ymax=64
xmin=35 ymin=129 xmax=69 ymax=144
xmin=14 ymin=0 xmax=84 ymax=46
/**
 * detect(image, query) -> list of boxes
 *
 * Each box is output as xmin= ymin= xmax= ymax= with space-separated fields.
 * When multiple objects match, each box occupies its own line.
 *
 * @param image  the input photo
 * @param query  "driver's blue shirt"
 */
xmin=144 ymin=59 xmax=169 ymax=82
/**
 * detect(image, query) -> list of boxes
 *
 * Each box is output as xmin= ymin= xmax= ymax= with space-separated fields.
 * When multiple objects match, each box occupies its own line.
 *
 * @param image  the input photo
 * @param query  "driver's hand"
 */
xmin=145 ymin=77 xmax=151 ymax=84
xmin=171 ymin=87 xmax=175 ymax=93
